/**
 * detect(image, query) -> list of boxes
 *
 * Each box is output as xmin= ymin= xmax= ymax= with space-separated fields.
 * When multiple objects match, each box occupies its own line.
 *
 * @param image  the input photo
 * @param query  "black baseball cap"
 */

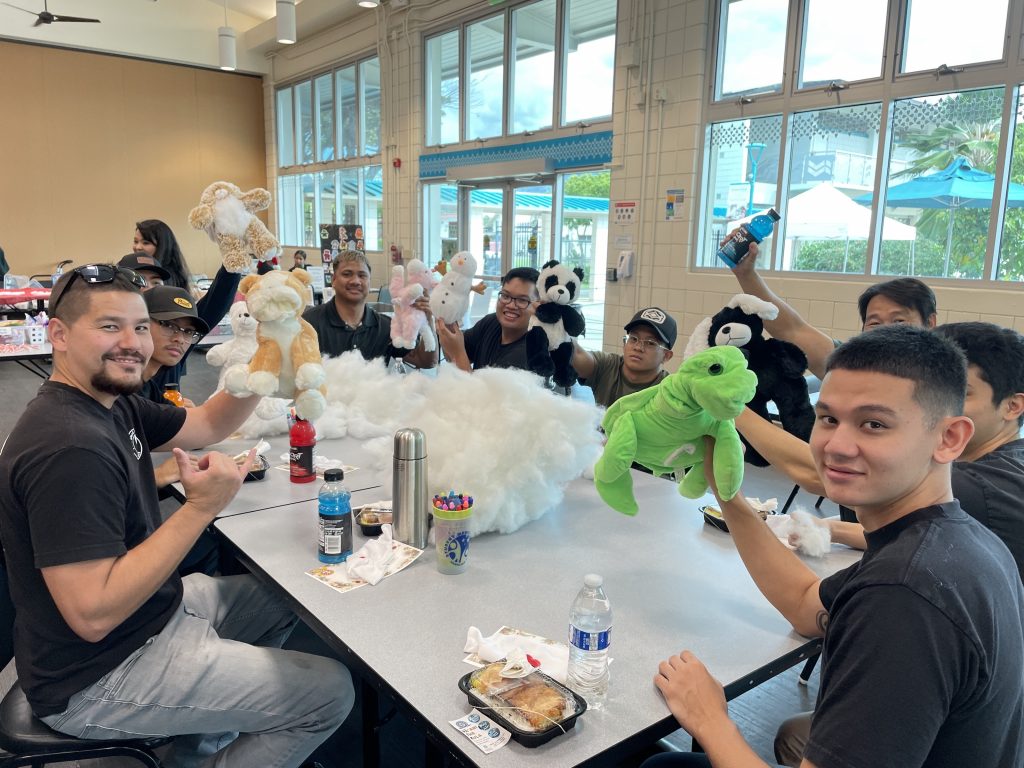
xmin=118 ymin=253 xmax=171 ymax=280
xmin=625 ymin=307 xmax=677 ymax=348
xmin=144 ymin=285 xmax=210 ymax=335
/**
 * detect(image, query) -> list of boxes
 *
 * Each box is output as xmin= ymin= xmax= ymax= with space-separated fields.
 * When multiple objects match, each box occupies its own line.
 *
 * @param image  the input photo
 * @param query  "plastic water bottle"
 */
xmin=318 ymin=469 xmax=352 ymax=564
xmin=716 ymin=208 xmax=780 ymax=268
xmin=567 ymin=573 xmax=612 ymax=707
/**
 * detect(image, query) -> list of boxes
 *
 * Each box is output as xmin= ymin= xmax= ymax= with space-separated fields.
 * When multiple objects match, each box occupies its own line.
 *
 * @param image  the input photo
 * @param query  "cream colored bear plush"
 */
xmin=223 ymin=270 xmax=327 ymax=420
xmin=189 ymin=181 xmax=281 ymax=274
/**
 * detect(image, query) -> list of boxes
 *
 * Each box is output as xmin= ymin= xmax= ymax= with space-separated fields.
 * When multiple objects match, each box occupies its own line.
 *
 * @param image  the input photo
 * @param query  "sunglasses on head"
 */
xmin=49 ymin=264 xmax=148 ymax=316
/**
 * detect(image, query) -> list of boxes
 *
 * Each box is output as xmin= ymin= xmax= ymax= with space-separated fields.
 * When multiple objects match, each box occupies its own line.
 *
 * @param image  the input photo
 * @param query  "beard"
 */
xmin=91 ymin=355 xmax=145 ymax=396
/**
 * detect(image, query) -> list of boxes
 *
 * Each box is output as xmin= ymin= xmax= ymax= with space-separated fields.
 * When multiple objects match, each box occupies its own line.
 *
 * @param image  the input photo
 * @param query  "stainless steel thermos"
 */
xmin=392 ymin=428 xmax=429 ymax=549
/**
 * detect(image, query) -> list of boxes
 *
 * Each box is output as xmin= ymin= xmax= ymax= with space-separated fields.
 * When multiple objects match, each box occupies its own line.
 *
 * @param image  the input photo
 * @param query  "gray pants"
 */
xmin=42 ymin=573 xmax=355 ymax=768
xmin=774 ymin=710 xmax=812 ymax=767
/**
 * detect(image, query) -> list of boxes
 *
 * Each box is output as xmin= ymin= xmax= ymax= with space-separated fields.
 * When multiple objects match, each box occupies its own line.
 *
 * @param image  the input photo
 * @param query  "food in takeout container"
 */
xmin=243 ymin=454 xmax=270 ymax=482
xmin=458 ymin=661 xmax=586 ymax=747
xmin=355 ymin=502 xmax=393 ymax=537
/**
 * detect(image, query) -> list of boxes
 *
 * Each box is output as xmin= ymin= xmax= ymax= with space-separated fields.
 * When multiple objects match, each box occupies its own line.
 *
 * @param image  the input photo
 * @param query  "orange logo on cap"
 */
xmin=173 ymin=297 xmax=194 ymax=309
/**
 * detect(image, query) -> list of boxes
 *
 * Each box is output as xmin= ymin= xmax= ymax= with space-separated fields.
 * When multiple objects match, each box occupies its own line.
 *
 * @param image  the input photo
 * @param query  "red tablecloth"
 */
xmin=0 ymin=288 xmax=51 ymax=303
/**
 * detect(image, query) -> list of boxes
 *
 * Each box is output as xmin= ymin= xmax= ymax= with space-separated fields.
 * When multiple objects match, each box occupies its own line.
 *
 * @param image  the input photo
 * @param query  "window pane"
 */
xmin=318 ymin=170 xmax=337 ymax=229
xmin=338 ymin=167 xmax=359 ymax=226
xmin=426 ymin=31 xmax=460 ymax=145
xmin=698 ymin=115 xmax=783 ymax=267
xmin=511 ymin=0 xmax=555 ymax=133
xmin=512 ymin=185 xmax=553 ymax=270
xmin=295 ymin=81 xmax=313 ymax=164
xmin=277 ymin=174 xmax=302 ymax=245
xmin=999 ymin=91 xmax=1024 ymax=282
xmin=314 ymin=74 xmax=334 ymax=162
xmin=423 ymin=183 xmax=460 ymax=267
xmin=300 ymin=173 xmax=316 ymax=246
xmin=276 ymin=87 xmax=295 ymax=167
xmin=800 ymin=0 xmax=887 ymax=86
xmin=563 ymin=0 xmax=616 ymax=123
xmin=336 ymin=66 xmax=357 ymax=159
xmin=360 ymin=58 xmax=381 ymax=156
xmin=876 ymin=88 xmax=1003 ymax=279
xmin=467 ymin=15 xmax=505 ymax=140
xmin=781 ymin=103 xmax=883 ymax=274
xmin=903 ymin=0 xmax=1008 ymax=72
xmin=717 ymin=0 xmax=788 ymax=98
xmin=363 ymin=165 xmax=384 ymax=251
xmin=559 ymin=170 xmax=609 ymax=349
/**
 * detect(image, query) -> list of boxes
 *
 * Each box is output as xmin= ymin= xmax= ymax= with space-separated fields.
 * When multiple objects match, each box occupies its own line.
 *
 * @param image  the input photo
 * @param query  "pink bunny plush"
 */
xmin=389 ymin=261 xmax=437 ymax=352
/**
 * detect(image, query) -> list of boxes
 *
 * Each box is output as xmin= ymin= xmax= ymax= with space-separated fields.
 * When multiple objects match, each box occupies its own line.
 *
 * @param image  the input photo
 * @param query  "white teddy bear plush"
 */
xmin=206 ymin=301 xmax=259 ymax=391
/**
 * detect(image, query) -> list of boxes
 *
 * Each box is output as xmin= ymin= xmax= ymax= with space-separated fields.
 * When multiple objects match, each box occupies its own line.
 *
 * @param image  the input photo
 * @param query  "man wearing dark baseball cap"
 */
xmin=572 ymin=306 xmax=677 ymax=408
xmin=139 ymin=286 xmax=210 ymax=406
xmin=118 ymin=253 xmax=171 ymax=289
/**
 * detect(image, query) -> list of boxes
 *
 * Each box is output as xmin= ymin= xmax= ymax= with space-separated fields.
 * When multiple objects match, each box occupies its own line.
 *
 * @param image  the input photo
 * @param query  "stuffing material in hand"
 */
xmin=765 ymin=509 xmax=832 ymax=557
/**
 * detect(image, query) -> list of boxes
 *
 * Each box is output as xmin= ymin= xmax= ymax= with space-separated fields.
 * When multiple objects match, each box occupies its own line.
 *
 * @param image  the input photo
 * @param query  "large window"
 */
xmin=424 ymin=0 xmax=616 ymax=147
xmin=699 ymin=0 xmax=1024 ymax=283
xmin=275 ymin=56 xmax=382 ymax=249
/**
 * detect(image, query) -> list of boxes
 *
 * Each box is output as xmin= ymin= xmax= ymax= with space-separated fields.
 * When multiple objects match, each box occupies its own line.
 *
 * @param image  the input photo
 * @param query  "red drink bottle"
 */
xmin=289 ymin=417 xmax=316 ymax=483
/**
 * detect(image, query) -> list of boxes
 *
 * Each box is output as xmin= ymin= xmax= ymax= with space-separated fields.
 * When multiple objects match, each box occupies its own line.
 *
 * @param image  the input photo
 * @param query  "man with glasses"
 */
xmin=572 ymin=307 xmax=677 ymax=408
xmin=138 ymin=285 xmax=209 ymax=406
xmin=436 ymin=266 xmax=544 ymax=373
xmin=304 ymin=249 xmax=437 ymax=369
xmin=0 ymin=264 xmax=353 ymax=767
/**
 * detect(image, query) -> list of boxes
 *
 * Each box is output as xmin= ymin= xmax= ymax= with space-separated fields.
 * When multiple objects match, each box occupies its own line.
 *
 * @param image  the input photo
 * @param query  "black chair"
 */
xmin=0 ymin=563 xmax=168 ymax=767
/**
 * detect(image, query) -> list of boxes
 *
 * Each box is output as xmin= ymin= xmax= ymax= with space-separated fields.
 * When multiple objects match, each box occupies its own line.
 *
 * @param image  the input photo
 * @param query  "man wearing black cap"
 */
xmin=138 ymin=286 xmax=209 ymax=406
xmin=118 ymin=253 xmax=171 ymax=289
xmin=572 ymin=307 xmax=677 ymax=408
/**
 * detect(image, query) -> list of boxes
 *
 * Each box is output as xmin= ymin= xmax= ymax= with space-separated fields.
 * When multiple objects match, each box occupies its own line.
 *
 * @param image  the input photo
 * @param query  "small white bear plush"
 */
xmin=206 ymin=301 xmax=259 ymax=391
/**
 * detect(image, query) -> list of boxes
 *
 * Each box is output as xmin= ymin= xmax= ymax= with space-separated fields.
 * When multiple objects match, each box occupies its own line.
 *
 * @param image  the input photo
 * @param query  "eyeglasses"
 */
xmin=497 ymin=291 xmax=533 ymax=310
xmin=623 ymin=334 xmax=667 ymax=351
xmin=154 ymin=318 xmax=202 ymax=343
xmin=49 ymin=264 xmax=148 ymax=316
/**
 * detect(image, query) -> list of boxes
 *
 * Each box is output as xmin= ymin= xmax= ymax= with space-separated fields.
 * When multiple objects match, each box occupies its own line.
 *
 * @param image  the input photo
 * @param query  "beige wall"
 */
xmin=0 ymin=41 xmax=267 ymax=281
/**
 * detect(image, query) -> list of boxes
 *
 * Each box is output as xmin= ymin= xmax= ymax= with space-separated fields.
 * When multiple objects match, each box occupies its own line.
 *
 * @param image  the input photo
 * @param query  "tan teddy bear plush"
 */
xmin=188 ymin=181 xmax=281 ymax=274
xmin=222 ymin=269 xmax=327 ymax=420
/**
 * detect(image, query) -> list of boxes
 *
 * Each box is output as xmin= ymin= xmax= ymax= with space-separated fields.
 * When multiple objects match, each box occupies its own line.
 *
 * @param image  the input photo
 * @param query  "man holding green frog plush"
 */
xmin=642 ymin=325 xmax=1023 ymax=768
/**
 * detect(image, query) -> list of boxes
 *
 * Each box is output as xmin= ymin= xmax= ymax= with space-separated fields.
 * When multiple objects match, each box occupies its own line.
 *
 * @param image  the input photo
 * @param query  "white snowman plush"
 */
xmin=429 ymin=251 xmax=478 ymax=325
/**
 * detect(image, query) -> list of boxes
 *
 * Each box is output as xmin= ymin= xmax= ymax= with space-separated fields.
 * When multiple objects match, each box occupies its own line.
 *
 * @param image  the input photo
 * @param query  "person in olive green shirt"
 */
xmin=572 ymin=307 xmax=677 ymax=408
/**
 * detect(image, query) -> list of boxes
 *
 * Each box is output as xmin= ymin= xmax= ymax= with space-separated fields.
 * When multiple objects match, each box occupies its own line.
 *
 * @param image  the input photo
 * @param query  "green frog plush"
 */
xmin=594 ymin=345 xmax=757 ymax=515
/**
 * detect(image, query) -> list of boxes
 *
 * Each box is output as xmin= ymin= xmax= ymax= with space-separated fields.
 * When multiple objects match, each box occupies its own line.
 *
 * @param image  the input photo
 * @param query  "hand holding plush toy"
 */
xmin=594 ymin=345 xmax=757 ymax=516
xmin=222 ymin=270 xmax=327 ymax=420
xmin=189 ymin=181 xmax=281 ymax=274
xmin=389 ymin=260 xmax=436 ymax=352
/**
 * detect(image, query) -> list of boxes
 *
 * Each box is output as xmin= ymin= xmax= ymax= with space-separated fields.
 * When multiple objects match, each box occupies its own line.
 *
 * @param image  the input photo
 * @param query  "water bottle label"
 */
xmin=569 ymin=625 xmax=611 ymax=651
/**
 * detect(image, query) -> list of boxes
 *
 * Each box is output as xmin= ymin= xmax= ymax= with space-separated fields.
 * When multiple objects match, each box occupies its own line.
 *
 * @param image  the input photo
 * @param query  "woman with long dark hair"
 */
xmin=133 ymin=219 xmax=194 ymax=292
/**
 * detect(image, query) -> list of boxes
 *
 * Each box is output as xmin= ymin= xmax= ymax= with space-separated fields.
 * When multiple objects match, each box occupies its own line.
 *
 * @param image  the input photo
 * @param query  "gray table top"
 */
xmin=215 ymin=466 xmax=861 ymax=767
xmin=161 ymin=433 xmax=387 ymax=517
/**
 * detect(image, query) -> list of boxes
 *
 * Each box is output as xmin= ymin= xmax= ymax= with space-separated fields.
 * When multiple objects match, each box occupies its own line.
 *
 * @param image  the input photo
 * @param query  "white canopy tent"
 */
xmin=731 ymin=184 xmax=917 ymax=272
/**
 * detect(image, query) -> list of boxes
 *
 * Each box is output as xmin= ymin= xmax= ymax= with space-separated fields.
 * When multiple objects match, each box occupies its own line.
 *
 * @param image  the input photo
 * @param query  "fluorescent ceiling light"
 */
xmin=277 ymin=0 xmax=296 ymax=44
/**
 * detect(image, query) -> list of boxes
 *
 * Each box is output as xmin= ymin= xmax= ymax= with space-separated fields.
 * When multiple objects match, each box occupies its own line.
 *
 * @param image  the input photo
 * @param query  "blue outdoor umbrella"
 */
xmin=855 ymin=157 xmax=1024 ymax=275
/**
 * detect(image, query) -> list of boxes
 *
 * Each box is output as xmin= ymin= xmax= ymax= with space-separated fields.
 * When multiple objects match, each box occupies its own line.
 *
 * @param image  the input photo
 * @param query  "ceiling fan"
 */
xmin=2 ymin=0 xmax=101 ymax=25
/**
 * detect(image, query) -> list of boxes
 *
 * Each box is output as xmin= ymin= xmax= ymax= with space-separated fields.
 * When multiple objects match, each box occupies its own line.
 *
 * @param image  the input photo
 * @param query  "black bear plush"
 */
xmin=525 ymin=260 xmax=586 ymax=388
xmin=684 ymin=294 xmax=814 ymax=467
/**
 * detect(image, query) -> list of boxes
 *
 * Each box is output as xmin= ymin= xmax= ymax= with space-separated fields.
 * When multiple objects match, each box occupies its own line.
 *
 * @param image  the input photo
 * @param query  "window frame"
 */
xmin=695 ymin=0 xmax=1024 ymax=286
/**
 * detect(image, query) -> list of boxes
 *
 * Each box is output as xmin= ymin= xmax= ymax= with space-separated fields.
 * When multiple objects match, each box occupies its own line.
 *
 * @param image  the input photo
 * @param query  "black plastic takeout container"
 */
xmin=457 ymin=668 xmax=587 ymax=747
xmin=243 ymin=454 xmax=269 ymax=483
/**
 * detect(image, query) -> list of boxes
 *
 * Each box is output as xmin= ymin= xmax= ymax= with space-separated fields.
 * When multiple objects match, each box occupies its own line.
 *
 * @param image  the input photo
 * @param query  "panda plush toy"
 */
xmin=525 ymin=260 xmax=586 ymax=388
xmin=684 ymin=294 xmax=814 ymax=467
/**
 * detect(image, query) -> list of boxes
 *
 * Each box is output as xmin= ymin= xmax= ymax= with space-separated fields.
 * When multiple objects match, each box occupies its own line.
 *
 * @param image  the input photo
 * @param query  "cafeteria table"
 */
xmin=0 ymin=287 xmax=50 ymax=314
xmin=215 ymin=465 xmax=861 ymax=768
xmin=0 ymin=342 xmax=51 ymax=378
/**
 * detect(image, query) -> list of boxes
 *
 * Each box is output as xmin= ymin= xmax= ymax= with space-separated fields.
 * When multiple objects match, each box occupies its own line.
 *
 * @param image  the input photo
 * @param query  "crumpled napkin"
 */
xmin=464 ymin=626 xmax=570 ymax=684
xmin=765 ymin=509 xmax=831 ymax=557
xmin=346 ymin=524 xmax=396 ymax=585
xmin=277 ymin=452 xmax=349 ymax=471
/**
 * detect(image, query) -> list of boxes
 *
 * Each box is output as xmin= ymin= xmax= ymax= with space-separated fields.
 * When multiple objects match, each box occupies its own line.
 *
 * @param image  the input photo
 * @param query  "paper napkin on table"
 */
xmin=464 ymin=626 xmax=570 ymax=684
xmin=347 ymin=523 xmax=396 ymax=585
xmin=306 ymin=532 xmax=421 ymax=594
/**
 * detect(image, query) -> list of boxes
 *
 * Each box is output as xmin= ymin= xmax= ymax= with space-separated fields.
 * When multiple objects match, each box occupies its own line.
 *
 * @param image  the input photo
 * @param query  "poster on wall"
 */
xmin=318 ymin=223 xmax=365 ymax=290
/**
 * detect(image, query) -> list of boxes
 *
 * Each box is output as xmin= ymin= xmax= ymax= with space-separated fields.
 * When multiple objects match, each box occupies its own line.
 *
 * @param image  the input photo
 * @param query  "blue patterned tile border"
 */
xmin=419 ymin=131 xmax=613 ymax=179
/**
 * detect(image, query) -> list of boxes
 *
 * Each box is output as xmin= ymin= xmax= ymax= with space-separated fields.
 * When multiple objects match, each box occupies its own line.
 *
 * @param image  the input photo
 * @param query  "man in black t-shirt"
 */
xmin=303 ymin=249 xmax=436 ymax=368
xmin=436 ymin=266 xmax=542 ymax=373
xmin=643 ymin=326 xmax=1024 ymax=768
xmin=0 ymin=264 xmax=353 ymax=766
